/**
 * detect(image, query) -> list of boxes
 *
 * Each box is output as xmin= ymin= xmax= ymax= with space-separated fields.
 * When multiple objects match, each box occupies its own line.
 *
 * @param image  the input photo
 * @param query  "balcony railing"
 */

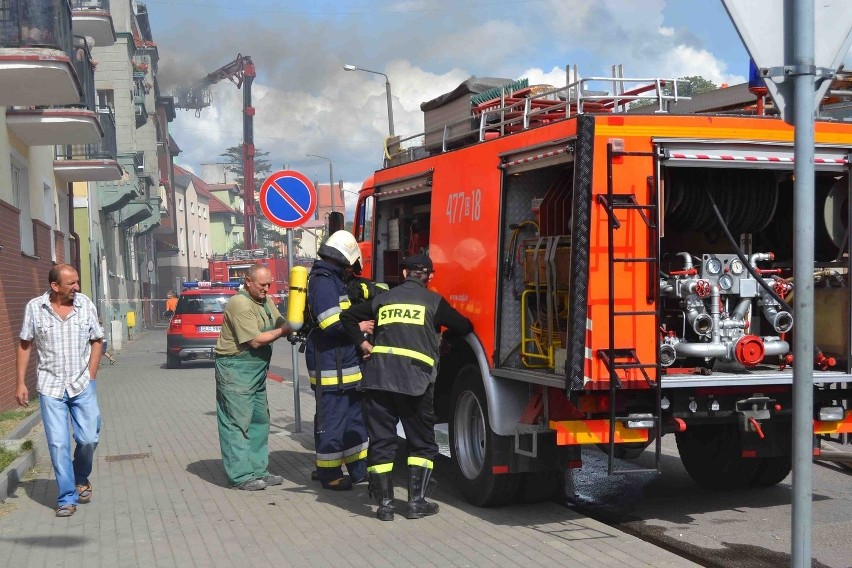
xmin=55 ymin=107 xmax=116 ymax=160
xmin=69 ymin=0 xmax=109 ymax=10
xmin=71 ymin=37 xmax=95 ymax=109
xmin=0 ymin=0 xmax=73 ymax=53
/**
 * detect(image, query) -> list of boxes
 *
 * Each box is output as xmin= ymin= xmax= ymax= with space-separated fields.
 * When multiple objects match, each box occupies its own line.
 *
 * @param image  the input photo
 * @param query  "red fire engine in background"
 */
xmin=207 ymin=250 xmax=290 ymax=306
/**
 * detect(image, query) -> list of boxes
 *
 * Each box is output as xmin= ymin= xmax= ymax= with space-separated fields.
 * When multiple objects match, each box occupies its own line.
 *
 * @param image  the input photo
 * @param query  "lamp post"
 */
xmin=306 ymin=153 xmax=335 ymax=213
xmin=343 ymin=64 xmax=395 ymax=138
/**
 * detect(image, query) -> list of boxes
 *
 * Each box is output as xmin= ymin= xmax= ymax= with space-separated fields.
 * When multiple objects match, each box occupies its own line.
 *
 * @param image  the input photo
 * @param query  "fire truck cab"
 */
xmin=353 ymin=71 xmax=852 ymax=506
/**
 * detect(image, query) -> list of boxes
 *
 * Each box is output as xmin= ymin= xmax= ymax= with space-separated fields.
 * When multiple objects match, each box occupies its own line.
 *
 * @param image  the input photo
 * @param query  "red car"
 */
xmin=166 ymin=281 xmax=239 ymax=368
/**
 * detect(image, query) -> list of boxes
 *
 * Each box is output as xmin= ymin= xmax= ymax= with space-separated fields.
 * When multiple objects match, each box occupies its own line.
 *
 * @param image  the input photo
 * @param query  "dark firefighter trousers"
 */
xmin=314 ymin=388 xmax=368 ymax=484
xmin=361 ymin=384 xmax=438 ymax=470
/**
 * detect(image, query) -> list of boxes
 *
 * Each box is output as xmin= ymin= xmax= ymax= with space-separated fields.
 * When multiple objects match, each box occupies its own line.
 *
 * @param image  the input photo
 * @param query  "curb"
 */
xmin=0 ymin=409 xmax=42 ymax=503
xmin=4 ymin=409 xmax=41 ymax=440
xmin=0 ymin=443 xmax=38 ymax=504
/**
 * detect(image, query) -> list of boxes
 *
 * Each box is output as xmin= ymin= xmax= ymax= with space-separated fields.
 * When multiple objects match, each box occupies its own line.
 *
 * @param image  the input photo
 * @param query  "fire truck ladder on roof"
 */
xmin=595 ymin=143 xmax=662 ymax=476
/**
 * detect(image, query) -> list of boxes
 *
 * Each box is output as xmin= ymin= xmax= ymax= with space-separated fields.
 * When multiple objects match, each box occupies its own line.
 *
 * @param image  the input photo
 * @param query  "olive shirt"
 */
xmin=214 ymin=293 xmax=285 ymax=356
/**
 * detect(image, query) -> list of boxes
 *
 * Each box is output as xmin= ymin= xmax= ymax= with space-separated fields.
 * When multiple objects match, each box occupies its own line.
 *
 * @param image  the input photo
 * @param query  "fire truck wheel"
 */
xmin=449 ymin=366 xmax=520 ymax=507
xmin=675 ymin=424 xmax=760 ymax=490
xmin=166 ymin=353 xmax=181 ymax=369
xmin=751 ymin=456 xmax=792 ymax=486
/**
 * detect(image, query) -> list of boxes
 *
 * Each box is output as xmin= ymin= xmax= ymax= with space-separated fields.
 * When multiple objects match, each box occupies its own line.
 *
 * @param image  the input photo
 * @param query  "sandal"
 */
xmin=55 ymin=504 xmax=76 ymax=517
xmin=76 ymin=483 xmax=92 ymax=504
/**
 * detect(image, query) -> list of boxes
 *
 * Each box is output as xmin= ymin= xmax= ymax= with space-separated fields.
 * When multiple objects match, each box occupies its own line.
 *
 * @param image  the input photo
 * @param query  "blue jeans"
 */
xmin=39 ymin=381 xmax=101 ymax=507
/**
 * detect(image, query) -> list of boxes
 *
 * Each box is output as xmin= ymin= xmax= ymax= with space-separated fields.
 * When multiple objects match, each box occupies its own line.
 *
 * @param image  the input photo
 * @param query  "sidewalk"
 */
xmin=0 ymin=329 xmax=701 ymax=567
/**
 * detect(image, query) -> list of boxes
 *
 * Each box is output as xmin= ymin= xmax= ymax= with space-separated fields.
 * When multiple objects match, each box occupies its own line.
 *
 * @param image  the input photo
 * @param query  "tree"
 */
xmin=219 ymin=144 xmax=284 ymax=253
xmin=670 ymin=75 xmax=718 ymax=97
xmin=630 ymin=75 xmax=718 ymax=110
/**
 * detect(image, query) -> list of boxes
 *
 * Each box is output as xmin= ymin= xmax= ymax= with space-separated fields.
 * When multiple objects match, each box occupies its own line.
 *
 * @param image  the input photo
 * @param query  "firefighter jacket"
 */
xmin=341 ymin=277 xmax=473 ymax=396
xmin=305 ymin=260 xmax=362 ymax=390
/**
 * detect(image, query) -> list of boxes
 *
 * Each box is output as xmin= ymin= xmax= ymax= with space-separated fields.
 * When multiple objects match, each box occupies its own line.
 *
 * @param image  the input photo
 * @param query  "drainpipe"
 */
xmin=183 ymin=185 xmax=191 ymax=281
xmin=68 ymin=183 xmax=81 ymax=273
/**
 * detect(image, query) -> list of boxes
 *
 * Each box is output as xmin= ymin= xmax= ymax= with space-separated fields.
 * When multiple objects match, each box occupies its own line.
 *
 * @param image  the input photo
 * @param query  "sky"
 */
xmin=143 ymin=0 xmax=755 ymax=217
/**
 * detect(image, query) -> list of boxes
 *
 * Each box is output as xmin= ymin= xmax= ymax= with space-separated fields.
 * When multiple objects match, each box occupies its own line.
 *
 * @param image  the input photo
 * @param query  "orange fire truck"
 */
xmin=352 ymin=72 xmax=852 ymax=506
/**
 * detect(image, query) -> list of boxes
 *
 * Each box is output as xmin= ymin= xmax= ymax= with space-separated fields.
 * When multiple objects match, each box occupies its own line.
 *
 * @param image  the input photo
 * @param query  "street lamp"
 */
xmin=343 ymin=64 xmax=395 ymax=138
xmin=306 ymin=153 xmax=335 ymax=213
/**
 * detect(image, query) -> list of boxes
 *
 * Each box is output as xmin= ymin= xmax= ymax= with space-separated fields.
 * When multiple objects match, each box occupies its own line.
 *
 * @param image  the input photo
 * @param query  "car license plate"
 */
xmin=198 ymin=325 xmax=221 ymax=333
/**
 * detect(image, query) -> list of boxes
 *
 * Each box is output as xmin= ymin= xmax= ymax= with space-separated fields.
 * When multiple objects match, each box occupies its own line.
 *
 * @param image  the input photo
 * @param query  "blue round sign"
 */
xmin=259 ymin=170 xmax=317 ymax=228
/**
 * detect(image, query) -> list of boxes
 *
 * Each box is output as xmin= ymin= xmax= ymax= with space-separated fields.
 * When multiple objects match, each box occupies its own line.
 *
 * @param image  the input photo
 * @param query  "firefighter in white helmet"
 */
xmin=305 ymin=230 xmax=371 ymax=490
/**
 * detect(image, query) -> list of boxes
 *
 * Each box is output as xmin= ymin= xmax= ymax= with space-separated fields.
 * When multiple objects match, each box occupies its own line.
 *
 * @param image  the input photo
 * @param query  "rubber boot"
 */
xmin=405 ymin=466 xmax=439 ymax=519
xmin=368 ymin=471 xmax=395 ymax=521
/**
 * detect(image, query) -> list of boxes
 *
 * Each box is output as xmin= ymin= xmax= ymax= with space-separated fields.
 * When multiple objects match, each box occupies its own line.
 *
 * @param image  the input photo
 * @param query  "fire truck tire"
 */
xmin=752 ymin=456 xmax=792 ymax=486
xmin=449 ymin=366 xmax=520 ymax=507
xmin=675 ymin=425 xmax=760 ymax=489
xmin=166 ymin=353 xmax=181 ymax=369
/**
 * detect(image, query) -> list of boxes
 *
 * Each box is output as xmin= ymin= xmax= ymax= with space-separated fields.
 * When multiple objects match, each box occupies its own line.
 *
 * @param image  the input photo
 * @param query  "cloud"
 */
xmin=154 ymin=0 xmax=747 ymax=208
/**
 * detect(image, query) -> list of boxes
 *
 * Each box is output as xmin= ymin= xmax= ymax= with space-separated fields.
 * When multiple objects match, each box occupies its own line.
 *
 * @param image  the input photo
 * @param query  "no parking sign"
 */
xmin=258 ymin=170 xmax=317 ymax=228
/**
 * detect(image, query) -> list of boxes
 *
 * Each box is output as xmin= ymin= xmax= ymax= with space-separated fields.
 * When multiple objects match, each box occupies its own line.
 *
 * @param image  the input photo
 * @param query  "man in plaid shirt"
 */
xmin=16 ymin=264 xmax=104 ymax=517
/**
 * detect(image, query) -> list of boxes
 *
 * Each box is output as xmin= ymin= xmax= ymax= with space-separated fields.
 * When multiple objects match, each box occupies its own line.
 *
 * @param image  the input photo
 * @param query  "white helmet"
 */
xmin=319 ymin=230 xmax=362 ymax=267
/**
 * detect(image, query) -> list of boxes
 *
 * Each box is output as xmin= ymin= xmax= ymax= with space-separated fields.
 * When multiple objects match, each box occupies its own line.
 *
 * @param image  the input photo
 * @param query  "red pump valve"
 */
xmin=735 ymin=335 xmax=765 ymax=367
xmin=693 ymin=279 xmax=711 ymax=298
xmin=773 ymin=279 xmax=791 ymax=297
xmin=814 ymin=351 xmax=836 ymax=371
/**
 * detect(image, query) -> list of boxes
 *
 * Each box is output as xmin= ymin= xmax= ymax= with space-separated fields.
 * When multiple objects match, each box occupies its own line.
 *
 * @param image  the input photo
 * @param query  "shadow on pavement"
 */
xmin=0 ymin=535 xmax=88 ymax=547
xmin=185 ymin=458 xmax=230 ymax=488
xmin=17 ymin=478 xmax=56 ymax=511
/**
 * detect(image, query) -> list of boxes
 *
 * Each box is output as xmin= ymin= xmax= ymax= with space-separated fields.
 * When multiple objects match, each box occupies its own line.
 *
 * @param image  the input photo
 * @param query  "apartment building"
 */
xmin=0 ymin=0 xmax=176 ymax=410
xmin=162 ymin=165 xmax=211 ymax=290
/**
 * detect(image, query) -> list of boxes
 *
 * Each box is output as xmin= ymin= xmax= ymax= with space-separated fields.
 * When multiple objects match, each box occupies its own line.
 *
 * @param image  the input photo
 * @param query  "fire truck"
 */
xmin=351 ymin=71 xmax=852 ymax=506
xmin=207 ymin=250 xmax=292 ymax=306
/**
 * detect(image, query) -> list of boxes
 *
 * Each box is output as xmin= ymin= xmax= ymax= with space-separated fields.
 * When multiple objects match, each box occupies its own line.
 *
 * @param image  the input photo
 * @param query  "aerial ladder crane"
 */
xmin=173 ymin=54 xmax=259 ymax=249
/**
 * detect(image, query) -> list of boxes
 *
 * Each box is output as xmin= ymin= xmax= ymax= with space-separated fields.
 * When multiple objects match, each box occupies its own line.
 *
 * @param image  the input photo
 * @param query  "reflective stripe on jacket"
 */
xmin=362 ymin=278 xmax=442 ymax=396
xmin=305 ymin=260 xmax=362 ymax=390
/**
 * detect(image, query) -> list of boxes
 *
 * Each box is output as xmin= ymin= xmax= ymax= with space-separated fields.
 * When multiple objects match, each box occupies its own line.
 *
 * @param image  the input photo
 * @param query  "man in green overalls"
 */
xmin=215 ymin=264 xmax=291 ymax=490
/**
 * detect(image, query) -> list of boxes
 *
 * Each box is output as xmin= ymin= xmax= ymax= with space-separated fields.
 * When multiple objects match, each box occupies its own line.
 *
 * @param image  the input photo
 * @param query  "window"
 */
xmin=192 ymin=230 xmax=197 ymax=256
xmin=97 ymin=90 xmax=115 ymax=111
xmin=11 ymin=157 xmax=34 ymax=255
xmin=179 ymin=228 xmax=185 ymax=255
xmin=190 ymin=201 xmax=196 ymax=215
xmin=355 ymin=195 xmax=374 ymax=244
xmin=178 ymin=197 xmax=183 ymax=211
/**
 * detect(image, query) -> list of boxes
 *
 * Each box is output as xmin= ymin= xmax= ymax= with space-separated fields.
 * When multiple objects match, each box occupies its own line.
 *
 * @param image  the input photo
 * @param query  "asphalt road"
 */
xmin=562 ymin=439 xmax=852 ymax=568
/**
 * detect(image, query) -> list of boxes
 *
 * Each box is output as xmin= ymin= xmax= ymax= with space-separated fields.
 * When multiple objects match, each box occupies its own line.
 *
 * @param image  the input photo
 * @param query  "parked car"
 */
xmin=166 ymin=281 xmax=239 ymax=368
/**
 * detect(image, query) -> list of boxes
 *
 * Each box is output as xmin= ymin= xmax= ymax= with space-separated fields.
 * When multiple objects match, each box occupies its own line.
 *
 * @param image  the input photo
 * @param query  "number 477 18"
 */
xmin=445 ymin=189 xmax=481 ymax=224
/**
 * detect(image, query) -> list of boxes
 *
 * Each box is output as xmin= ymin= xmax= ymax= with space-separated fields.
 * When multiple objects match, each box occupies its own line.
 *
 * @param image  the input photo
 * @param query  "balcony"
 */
xmin=54 ymin=107 xmax=121 ymax=181
xmin=98 ymin=153 xmax=140 ymax=213
xmin=6 ymin=38 xmax=101 ymax=145
xmin=69 ymin=0 xmax=114 ymax=47
xmin=118 ymin=199 xmax=154 ymax=229
xmin=0 ymin=0 xmax=80 ymax=106
xmin=133 ymin=74 xmax=149 ymax=128
xmin=137 ymin=197 xmax=162 ymax=235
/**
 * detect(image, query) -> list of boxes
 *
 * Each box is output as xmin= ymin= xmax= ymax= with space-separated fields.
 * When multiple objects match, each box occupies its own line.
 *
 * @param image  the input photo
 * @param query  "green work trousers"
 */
xmin=215 ymin=346 xmax=272 ymax=486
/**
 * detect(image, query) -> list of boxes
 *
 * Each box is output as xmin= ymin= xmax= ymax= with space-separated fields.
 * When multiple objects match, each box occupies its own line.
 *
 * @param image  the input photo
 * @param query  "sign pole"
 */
xmin=258 ymin=169 xmax=316 ymax=434
xmin=288 ymin=229 xmax=301 ymax=433
xmin=791 ymin=1 xmax=815 ymax=565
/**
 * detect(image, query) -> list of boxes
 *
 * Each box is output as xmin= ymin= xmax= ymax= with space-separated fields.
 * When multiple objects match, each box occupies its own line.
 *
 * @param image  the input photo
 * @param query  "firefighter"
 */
xmin=340 ymin=254 xmax=473 ymax=520
xmin=305 ymin=230 xmax=371 ymax=490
